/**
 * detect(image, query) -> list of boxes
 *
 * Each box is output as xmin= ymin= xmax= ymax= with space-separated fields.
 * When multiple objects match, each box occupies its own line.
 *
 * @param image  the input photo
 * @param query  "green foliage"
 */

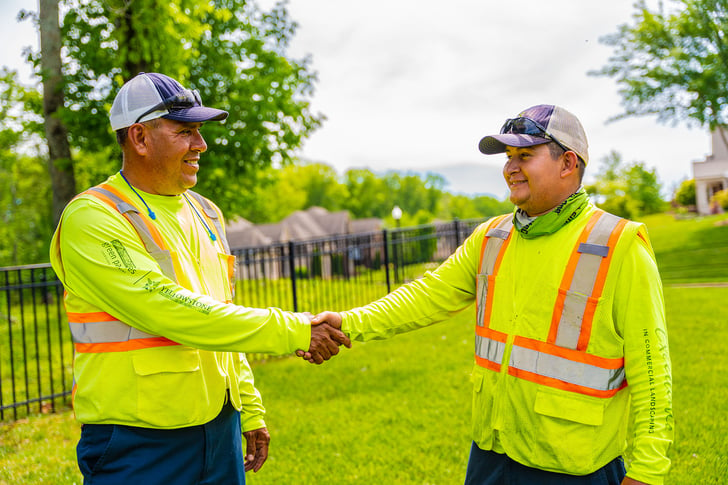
xmin=673 ymin=178 xmax=696 ymax=206
xmin=20 ymin=0 xmax=322 ymax=217
xmin=592 ymin=0 xmax=728 ymax=129
xmin=343 ymin=168 xmax=391 ymax=219
xmin=0 ymin=69 xmax=53 ymax=266
xmin=242 ymin=162 xmax=512 ymax=225
xmin=711 ymin=189 xmax=728 ymax=211
xmin=438 ymin=193 xmax=513 ymax=220
xmin=586 ymin=150 xmax=667 ymax=219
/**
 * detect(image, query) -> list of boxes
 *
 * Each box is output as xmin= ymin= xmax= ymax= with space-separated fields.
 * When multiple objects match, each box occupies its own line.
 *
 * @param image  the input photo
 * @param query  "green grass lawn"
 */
xmin=1 ymin=212 xmax=727 ymax=484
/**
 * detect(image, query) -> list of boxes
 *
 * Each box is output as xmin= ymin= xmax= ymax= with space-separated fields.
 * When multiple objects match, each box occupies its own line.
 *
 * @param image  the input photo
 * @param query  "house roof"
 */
xmin=225 ymin=217 xmax=272 ymax=248
xmin=226 ymin=207 xmax=382 ymax=248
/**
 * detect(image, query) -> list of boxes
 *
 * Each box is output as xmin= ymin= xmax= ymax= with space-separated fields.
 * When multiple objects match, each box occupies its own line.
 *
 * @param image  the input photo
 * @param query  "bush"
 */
xmin=711 ymin=189 xmax=728 ymax=211
xmin=674 ymin=179 xmax=696 ymax=207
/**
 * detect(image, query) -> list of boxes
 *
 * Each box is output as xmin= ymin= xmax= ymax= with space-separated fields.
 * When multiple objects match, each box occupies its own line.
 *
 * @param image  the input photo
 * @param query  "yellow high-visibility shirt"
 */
xmin=51 ymin=173 xmax=310 ymax=429
xmin=341 ymin=203 xmax=672 ymax=484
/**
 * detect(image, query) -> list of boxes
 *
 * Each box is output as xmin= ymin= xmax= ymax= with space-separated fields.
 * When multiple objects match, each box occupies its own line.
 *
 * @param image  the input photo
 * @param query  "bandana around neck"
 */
xmin=513 ymin=188 xmax=589 ymax=238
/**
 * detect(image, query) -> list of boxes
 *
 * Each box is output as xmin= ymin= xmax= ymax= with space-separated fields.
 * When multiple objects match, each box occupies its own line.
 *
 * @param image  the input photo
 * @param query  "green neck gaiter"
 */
xmin=513 ymin=188 xmax=589 ymax=239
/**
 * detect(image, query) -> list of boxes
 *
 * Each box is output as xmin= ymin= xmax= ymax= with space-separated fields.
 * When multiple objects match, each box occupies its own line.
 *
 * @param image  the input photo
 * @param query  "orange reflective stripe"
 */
xmin=475 ymin=355 xmax=503 ymax=373
xmin=513 ymin=335 xmax=624 ymax=369
xmin=577 ymin=217 xmax=627 ymax=350
xmin=66 ymin=311 xmax=117 ymax=323
xmin=508 ymin=366 xmax=626 ymax=398
xmin=94 ymin=184 xmax=169 ymax=251
xmin=474 ymin=327 xmax=508 ymax=372
xmin=475 ymin=323 xmax=508 ymax=341
xmin=547 ymin=211 xmax=601 ymax=344
xmin=75 ymin=337 xmax=179 ymax=353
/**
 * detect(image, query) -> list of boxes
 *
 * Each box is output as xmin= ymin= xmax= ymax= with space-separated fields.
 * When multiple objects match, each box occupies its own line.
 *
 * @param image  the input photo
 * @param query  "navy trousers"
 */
xmin=464 ymin=442 xmax=626 ymax=485
xmin=77 ymin=400 xmax=245 ymax=485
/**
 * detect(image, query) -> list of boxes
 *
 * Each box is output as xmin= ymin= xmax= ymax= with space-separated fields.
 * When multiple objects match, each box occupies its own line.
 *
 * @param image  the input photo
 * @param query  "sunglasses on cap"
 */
xmin=500 ymin=117 xmax=571 ymax=155
xmin=134 ymin=89 xmax=202 ymax=124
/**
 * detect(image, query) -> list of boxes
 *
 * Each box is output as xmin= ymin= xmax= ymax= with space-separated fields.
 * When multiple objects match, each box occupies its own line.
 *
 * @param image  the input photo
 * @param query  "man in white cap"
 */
xmin=50 ymin=72 xmax=350 ymax=484
xmin=309 ymin=105 xmax=673 ymax=485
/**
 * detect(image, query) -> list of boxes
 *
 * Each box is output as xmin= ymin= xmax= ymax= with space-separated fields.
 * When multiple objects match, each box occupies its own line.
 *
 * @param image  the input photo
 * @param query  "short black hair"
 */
xmin=547 ymin=142 xmax=585 ymax=183
xmin=115 ymin=119 xmax=161 ymax=147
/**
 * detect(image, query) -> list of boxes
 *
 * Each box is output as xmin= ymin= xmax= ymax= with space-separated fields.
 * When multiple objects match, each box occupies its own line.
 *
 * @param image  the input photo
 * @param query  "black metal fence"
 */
xmin=0 ymin=218 xmax=485 ymax=421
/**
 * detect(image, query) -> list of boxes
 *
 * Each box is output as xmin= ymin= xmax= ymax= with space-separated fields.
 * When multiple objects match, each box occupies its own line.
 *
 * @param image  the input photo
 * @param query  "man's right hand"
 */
xmin=296 ymin=312 xmax=349 ymax=364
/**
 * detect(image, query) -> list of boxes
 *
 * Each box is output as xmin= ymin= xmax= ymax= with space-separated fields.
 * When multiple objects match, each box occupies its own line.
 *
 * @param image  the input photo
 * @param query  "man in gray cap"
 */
xmin=51 ymin=72 xmax=350 ymax=484
xmin=309 ymin=105 xmax=673 ymax=485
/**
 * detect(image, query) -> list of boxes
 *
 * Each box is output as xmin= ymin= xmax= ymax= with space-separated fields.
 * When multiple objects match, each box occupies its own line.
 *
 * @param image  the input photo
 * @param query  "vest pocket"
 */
xmin=534 ymin=387 xmax=605 ymax=426
xmin=132 ymin=348 xmax=203 ymax=426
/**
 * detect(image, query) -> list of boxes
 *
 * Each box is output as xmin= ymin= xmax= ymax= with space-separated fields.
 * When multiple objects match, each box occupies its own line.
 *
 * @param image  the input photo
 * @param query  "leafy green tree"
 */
xmin=20 ymin=0 xmax=321 ymax=218
xmin=383 ymin=172 xmax=445 ymax=217
xmin=674 ymin=178 xmax=696 ymax=207
xmin=343 ymin=169 xmax=391 ymax=219
xmin=593 ymin=0 xmax=728 ymax=134
xmin=243 ymin=162 xmax=346 ymax=223
xmin=438 ymin=194 xmax=482 ymax=220
xmin=0 ymin=69 xmax=52 ymax=265
xmin=586 ymin=151 xmax=667 ymax=219
xmin=471 ymin=195 xmax=513 ymax=218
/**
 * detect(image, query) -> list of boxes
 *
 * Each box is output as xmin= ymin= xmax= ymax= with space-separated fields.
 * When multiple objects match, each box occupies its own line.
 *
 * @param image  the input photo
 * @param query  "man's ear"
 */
xmin=127 ymin=124 xmax=149 ymax=156
xmin=560 ymin=151 xmax=580 ymax=179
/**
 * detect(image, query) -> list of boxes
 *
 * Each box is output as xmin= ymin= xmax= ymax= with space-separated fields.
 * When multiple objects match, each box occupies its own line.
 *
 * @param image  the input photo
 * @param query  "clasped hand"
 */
xmin=296 ymin=311 xmax=349 ymax=364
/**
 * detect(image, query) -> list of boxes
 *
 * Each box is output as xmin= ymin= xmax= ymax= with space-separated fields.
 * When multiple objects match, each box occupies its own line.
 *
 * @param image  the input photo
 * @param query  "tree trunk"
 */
xmin=40 ymin=0 xmax=76 ymax=226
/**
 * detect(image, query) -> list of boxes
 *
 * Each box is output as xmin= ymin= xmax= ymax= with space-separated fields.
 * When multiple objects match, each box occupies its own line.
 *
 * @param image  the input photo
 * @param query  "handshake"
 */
xmin=296 ymin=312 xmax=350 ymax=364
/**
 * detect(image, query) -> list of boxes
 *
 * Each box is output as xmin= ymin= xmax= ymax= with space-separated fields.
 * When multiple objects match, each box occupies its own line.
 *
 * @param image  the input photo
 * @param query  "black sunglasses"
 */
xmin=134 ymin=89 xmax=202 ymax=124
xmin=500 ymin=117 xmax=571 ymax=155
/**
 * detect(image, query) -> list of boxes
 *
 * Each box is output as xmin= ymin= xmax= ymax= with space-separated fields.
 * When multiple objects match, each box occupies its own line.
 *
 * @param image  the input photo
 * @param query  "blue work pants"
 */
xmin=77 ymin=399 xmax=245 ymax=485
xmin=464 ymin=442 xmax=626 ymax=485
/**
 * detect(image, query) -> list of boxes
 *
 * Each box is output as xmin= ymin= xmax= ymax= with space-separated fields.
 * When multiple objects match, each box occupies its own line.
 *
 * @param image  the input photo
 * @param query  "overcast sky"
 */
xmin=2 ymin=0 xmax=712 ymax=200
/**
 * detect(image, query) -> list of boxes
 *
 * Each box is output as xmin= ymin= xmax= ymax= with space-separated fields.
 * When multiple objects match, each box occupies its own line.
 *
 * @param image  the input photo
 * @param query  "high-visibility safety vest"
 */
xmin=65 ymin=183 xmax=234 ymax=354
xmin=339 ymin=202 xmax=671 ymax=482
xmin=49 ymin=176 xmax=273 ymax=429
xmin=475 ymin=210 xmax=628 ymax=398
xmin=469 ymin=207 xmax=650 ymax=476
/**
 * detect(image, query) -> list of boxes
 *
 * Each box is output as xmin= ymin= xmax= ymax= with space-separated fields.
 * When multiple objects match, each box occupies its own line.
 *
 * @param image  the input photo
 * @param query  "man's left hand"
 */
xmin=622 ymin=478 xmax=649 ymax=485
xmin=243 ymin=427 xmax=270 ymax=472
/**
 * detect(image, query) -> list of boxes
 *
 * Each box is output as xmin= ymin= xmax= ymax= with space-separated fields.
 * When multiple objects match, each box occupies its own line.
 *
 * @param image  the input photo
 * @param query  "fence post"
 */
xmin=288 ymin=241 xmax=298 ymax=312
xmin=454 ymin=218 xmax=461 ymax=248
xmin=382 ymin=229 xmax=391 ymax=294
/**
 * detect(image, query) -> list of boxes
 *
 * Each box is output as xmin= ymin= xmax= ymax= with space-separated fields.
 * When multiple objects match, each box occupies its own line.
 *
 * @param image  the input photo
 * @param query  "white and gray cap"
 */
xmin=478 ymin=104 xmax=589 ymax=165
xmin=109 ymin=72 xmax=228 ymax=131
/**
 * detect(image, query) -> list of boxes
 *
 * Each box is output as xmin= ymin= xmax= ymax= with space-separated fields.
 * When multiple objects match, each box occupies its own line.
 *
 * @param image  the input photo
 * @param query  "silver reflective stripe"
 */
xmin=476 ymin=216 xmax=513 ymax=328
xmin=187 ymin=191 xmax=231 ymax=254
xmin=510 ymin=345 xmax=625 ymax=392
xmin=475 ymin=335 xmax=506 ymax=365
xmin=486 ymin=228 xmax=510 ymax=240
xmin=69 ymin=320 xmax=159 ymax=343
xmin=554 ymin=211 xmax=622 ymax=349
xmin=75 ymin=185 xmax=181 ymax=346
xmin=478 ymin=217 xmax=513 ymax=275
xmin=88 ymin=187 xmax=177 ymax=281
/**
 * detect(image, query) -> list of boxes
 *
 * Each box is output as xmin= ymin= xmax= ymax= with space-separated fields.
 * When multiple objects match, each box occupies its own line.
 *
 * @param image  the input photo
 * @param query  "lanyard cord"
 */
xmin=119 ymin=171 xmax=157 ymax=220
xmin=183 ymin=193 xmax=218 ymax=243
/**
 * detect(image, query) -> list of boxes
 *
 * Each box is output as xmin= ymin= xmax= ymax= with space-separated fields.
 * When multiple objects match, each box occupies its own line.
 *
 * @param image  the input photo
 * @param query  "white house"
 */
xmin=693 ymin=128 xmax=728 ymax=215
